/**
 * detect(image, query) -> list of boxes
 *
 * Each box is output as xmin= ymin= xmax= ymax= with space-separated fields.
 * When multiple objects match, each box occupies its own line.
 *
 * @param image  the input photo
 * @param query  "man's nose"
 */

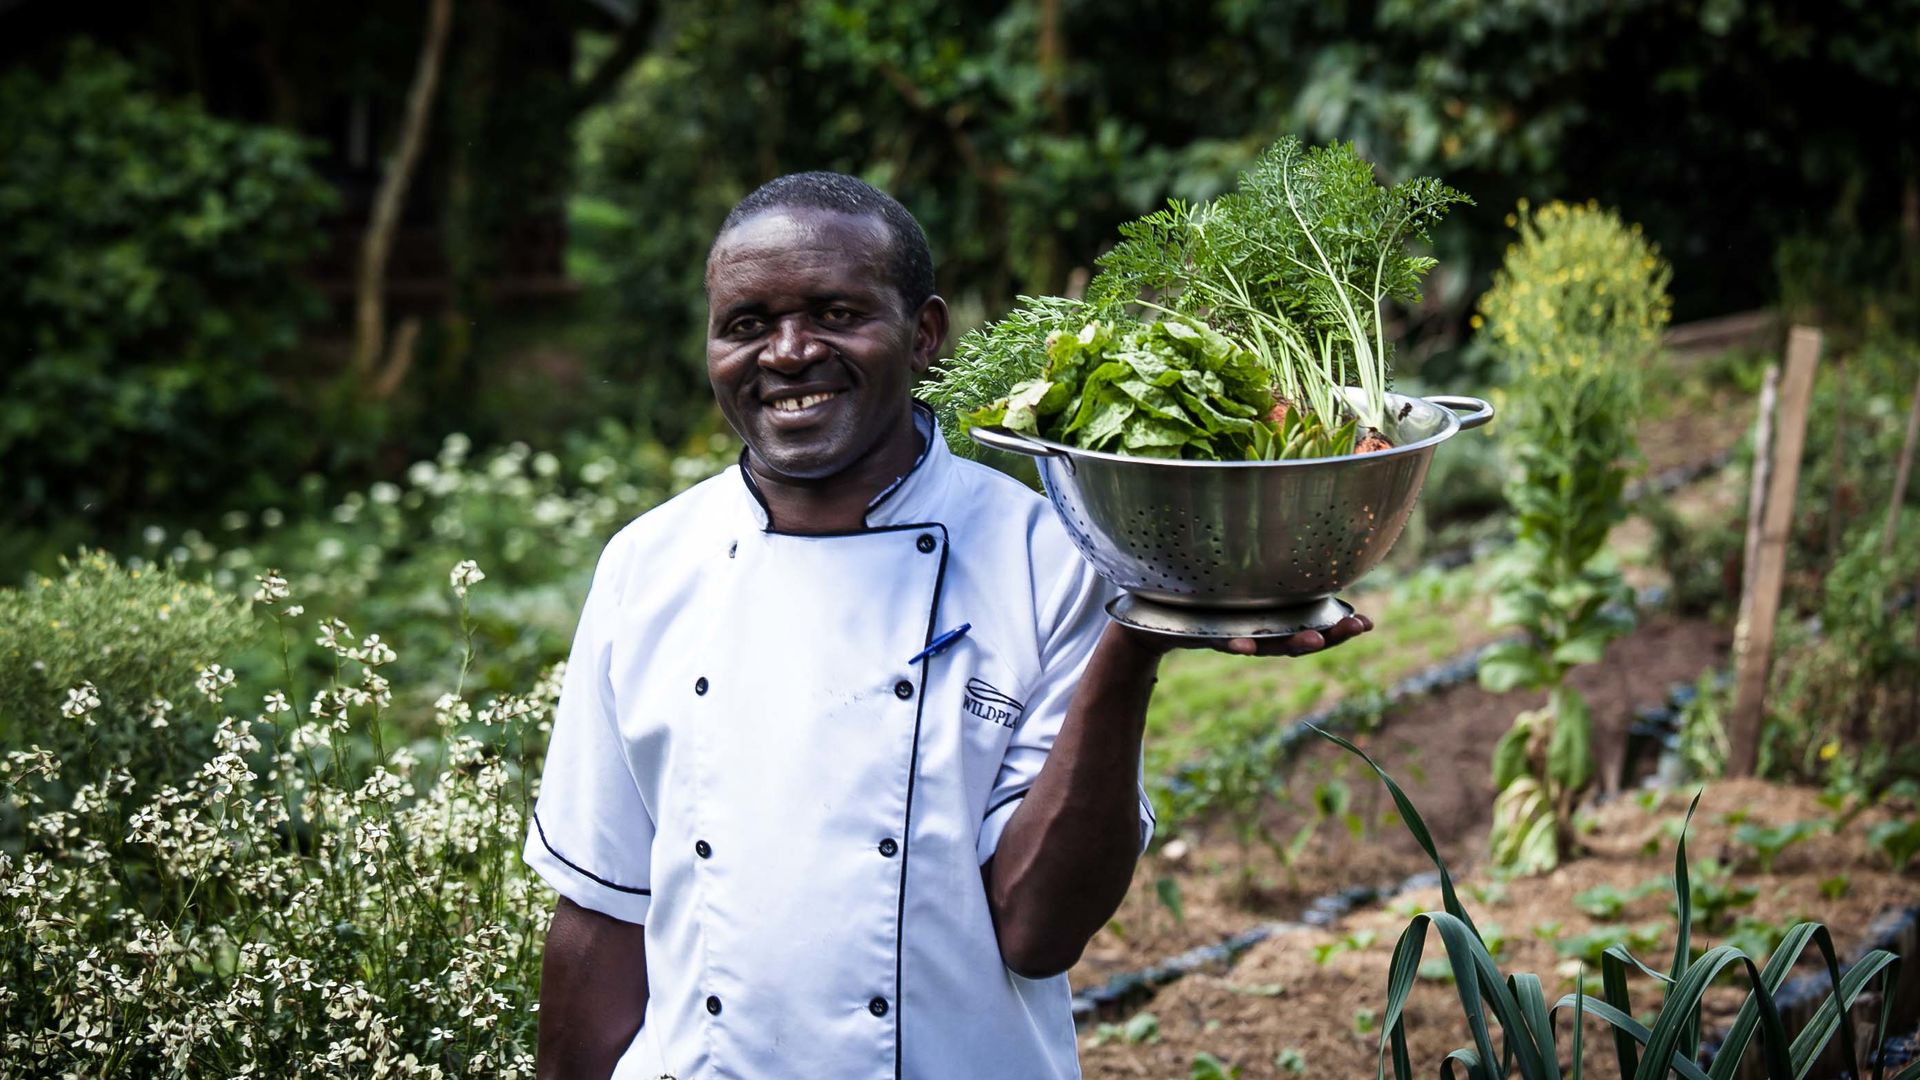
xmin=762 ymin=315 xmax=825 ymax=373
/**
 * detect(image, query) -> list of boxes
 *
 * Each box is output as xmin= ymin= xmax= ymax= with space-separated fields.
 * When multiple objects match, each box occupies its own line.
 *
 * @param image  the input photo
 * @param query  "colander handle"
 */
xmin=1425 ymin=395 xmax=1494 ymax=431
xmin=968 ymin=426 xmax=1067 ymax=459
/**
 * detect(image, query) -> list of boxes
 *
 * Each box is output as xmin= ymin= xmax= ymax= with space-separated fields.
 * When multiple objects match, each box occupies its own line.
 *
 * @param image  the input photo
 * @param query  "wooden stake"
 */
xmin=1882 ymin=366 xmax=1920 ymax=557
xmin=1740 ymin=364 xmax=1780 ymax=597
xmin=1728 ymin=327 xmax=1823 ymax=777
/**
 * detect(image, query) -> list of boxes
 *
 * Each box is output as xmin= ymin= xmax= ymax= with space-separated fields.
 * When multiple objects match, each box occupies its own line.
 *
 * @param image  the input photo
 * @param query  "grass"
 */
xmin=1144 ymin=563 xmax=1489 ymax=777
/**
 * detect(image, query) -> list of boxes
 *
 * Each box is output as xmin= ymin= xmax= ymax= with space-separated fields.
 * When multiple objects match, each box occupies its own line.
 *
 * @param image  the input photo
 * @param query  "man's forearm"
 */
xmin=984 ymin=622 xmax=1164 ymax=978
xmin=539 ymin=897 xmax=650 ymax=1080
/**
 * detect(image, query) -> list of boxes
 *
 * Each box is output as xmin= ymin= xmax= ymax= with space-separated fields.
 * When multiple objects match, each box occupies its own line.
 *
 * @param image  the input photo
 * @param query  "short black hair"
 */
xmin=713 ymin=171 xmax=936 ymax=313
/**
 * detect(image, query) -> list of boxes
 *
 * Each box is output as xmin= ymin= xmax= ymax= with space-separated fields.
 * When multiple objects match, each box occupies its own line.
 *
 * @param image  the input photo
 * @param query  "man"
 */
xmin=525 ymin=172 xmax=1370 ymax=1079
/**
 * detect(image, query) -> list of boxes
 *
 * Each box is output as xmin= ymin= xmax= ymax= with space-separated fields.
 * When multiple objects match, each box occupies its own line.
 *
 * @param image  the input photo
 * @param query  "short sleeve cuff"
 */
xmin=975 ymin=789 xmax=1156 ymax=866
xmin=523 ymin=814 xmax=653 ymax=925
xmin=976 ymin=792 xmax=1027 ymax=865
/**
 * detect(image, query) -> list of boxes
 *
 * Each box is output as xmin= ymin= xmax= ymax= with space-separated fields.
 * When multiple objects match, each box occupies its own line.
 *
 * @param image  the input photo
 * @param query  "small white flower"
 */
xmin=252 ymin=571 xmax=291 ymax=605
xmin=262 ymin=691 xmax=291 ymax=715
xmin=144 ymin=698 xmax=174 ymax=729
xmin=315 ymin=618 xmax=353 ymax=653
xmin=195 ymin=664 xmax=236 ymax=702
xmin=61 ymin=682 xmax=102 ymax=720
xmin=370 ymin=481 xmax=401 ymax=506
xmin=449 ymin=560 xmax=486 ymax=598
xmin=141 ymin=525 xmax=166 ymax=546
xmin=350 ymin=634 xmax=397 ymax=667
xmin=283 ymin=604 xmax=305 ymax=618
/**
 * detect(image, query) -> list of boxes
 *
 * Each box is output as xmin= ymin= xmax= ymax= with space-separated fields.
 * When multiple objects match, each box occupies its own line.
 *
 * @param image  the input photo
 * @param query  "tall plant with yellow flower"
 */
xmin=1473 ymin=201 xmax=1672 ymax=873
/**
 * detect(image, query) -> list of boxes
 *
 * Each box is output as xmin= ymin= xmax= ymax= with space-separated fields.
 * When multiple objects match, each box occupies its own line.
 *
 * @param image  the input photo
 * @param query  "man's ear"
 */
xmin=910 ymin=295 xmax=950 ymax=377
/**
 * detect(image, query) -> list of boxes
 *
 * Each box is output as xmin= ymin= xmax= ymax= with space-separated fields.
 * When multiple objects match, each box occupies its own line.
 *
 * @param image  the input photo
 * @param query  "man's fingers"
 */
xmin=1217 ymin=614 xmax=1372 ymax=656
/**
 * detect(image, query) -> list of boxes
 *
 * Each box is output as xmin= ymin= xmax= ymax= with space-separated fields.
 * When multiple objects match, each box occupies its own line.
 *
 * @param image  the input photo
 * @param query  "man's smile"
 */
xmin=767 ymin=389 xmax=843 ymax=414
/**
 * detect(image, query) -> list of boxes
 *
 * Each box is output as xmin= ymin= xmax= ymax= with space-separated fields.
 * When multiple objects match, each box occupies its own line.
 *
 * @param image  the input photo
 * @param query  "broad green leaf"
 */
xmin=1546 ymin=688 xmax=1593 ymax=790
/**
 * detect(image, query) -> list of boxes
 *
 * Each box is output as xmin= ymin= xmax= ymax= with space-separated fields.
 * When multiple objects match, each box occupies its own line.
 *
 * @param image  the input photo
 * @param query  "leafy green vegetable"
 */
xmin=917 ymin=295 xmax=1099 ymax=457
xmin=921 ymin=135 xmax=1467 ymax=459
xmin=1733 ymin=819 xmax=1824 ymax=874
xmin=962 ymin=317 xmax=1280 ymax=460
xmin=1867 ymin=815 xmax=1920 ymax=872
xmin=1091 ymin=136 xmax=1468 ymax=434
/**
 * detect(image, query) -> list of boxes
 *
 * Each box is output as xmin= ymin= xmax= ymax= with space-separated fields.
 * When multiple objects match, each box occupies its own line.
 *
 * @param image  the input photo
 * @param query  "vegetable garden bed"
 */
xmin=1077 ymin=780 xmax=1918 ymax=1077
xmin=1075 ymin=614 xmax=1731 ymax=993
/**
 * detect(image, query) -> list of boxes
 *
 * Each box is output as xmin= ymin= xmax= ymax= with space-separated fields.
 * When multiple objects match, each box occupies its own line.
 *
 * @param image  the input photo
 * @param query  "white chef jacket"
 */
xmin=524 ymin=406 xmax=1154 ymax=1079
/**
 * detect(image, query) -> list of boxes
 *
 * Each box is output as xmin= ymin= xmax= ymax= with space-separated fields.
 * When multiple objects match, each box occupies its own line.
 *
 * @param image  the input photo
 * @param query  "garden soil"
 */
xmin=1074 ymin=616 xmax=1732 ymax=992
xmin=1080 ymin=780 xmax=1920 ymax=1078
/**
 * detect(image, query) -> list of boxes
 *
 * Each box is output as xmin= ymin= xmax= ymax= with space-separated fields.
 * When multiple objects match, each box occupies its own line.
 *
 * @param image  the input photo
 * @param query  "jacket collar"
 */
xmin=736 ymin=403 xmax=953 ymax=531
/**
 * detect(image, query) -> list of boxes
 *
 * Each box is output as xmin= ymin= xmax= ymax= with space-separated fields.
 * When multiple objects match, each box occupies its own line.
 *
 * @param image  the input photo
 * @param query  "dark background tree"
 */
xmin=2 ymin=0 xmax=1914 ymax=575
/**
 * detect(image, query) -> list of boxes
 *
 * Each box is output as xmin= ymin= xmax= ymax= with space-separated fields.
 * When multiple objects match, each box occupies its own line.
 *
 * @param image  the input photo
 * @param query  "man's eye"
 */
xmin=728 ymin=317 xmax=765 ymax=336
xmin=820 ymin=307 xmax=858 ymax=325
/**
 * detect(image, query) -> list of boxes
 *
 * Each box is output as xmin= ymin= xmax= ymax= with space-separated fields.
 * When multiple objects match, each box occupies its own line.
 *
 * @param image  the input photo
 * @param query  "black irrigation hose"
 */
xmin=1071 ymin=870 xmax=1443 ymax=1024
xmin=1155 ymin=584 xmax=1673 ymax=816
xmin=1082 ymin=584 xmax=1678 ymax=1027
xmin=1076 ymin=451 xmax=1743 ymax=1026
xmin=1696 ymin=906 xmax=1920 ymax=1074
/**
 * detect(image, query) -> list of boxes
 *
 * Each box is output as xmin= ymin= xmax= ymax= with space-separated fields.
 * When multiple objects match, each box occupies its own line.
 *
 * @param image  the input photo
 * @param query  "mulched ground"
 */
xmin=1072 ymin=616 xmax=1732 ymax=992
xmin=1079 ymin=780 xmax=1920 ymax=1078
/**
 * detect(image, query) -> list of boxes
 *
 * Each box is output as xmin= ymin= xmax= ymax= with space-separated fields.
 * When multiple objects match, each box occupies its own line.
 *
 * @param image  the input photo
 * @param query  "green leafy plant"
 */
xmin=0 ymin=551 xmax=256 ymax=811
xmin=925 ymin=136 xmax=1467 ymax=460
xmin=1685 ymin=860 xmax=1762 ymax=933
xmin=1190 ymin=1052 xmax=1243 ymax=1080
xmin=962 ymin=316 xmax=1279 ymax=459
xmin=0 ymin=43 xmax=334 ymax=534
xmin=1868 ymin=817 xmax=1920 ymax=873
xmin=1554 ymin=924 xmax=1668 ymax=967
xmin=1475 ymin=200 xmax=1671 ymax=873
xmin=917 ymin=296 xmax=1095 ymax=457
xmin=0 ymin=564 xmax=548 ymax=1075
xmin=1675 ymin=672 xmax=1734 ymax=781
xmin=1276 ymin=1048 xmax=1308 ymax=1074
xmin=1734 ymin=820 xmax=1825 ymax=874
xmin=1316 ymin=929 xmax=1381 ymax=966
xmin=1572 ymin=880 xmax=1662 ymax=920
xmin=1311 ymin=725 xmax=1913 ymax=1080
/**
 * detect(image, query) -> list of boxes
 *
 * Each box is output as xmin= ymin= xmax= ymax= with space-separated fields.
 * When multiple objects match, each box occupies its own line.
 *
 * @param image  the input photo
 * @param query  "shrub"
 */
xmin=1473 ymin=200 xmax=1670 ymax=873
xmin=0 ymin=563 xmax=546 ymax=1075
xmin=1763 ymin=512 xmax=1920 ymax=793
xmin=147 ymin=425 xmax=737 ymax=726
xmin=0 ymin=551 xmax=255 ymax=806
xmin=0 ymin=43 xmax=334 ymax=536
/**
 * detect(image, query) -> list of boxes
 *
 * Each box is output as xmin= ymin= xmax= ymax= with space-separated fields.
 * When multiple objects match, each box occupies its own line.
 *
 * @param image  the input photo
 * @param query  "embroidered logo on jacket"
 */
xmin=962 ymin=678 xmax=1025 ymax=728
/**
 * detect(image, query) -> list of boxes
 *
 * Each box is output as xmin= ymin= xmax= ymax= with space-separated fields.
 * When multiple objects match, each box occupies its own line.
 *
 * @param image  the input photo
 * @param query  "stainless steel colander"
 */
xmin=971 ymin=389 xmax=1492 ymax=634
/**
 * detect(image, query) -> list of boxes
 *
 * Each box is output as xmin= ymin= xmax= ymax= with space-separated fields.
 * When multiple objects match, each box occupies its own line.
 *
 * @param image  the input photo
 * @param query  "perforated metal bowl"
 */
xmin=971 ymin=390 xmax=1492 ymax=623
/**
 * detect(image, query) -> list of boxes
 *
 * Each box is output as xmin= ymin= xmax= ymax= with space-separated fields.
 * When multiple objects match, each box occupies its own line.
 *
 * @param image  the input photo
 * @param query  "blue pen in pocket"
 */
xmin=908 ymin=623 xmax=972 ymax=665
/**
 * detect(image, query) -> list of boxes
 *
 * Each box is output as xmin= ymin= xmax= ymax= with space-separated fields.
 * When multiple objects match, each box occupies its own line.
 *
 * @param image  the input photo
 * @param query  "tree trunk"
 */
xmin=1884 ymin=367 xmax=1920 ymax=557
xmin=350 ymin=0 xmax=455 ymax=390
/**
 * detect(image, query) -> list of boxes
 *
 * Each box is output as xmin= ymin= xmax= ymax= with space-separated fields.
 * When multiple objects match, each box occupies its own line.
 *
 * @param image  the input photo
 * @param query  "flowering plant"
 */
xmin=2 ymin=559 xmax=552 ymax=1076
xmin=1474 ymin=201 xmax=1670 ymax=873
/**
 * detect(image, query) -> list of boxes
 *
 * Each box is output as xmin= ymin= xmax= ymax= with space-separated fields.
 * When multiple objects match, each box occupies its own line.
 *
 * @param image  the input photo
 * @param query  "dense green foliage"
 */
xmin=964 ymin=317 xmax=1281 ymax=459
xmin=0 ymin=46 xmax=334 ymax=553
xmin=0 ymin=553 xmax=255 ymax=809
xmin=1475 ymin=202 xmax=1670 ymax=873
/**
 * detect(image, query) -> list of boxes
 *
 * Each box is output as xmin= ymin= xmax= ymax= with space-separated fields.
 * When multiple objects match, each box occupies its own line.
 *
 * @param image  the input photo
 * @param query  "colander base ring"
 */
xmin=1107 ymin=594 xmax=1355 ymax=641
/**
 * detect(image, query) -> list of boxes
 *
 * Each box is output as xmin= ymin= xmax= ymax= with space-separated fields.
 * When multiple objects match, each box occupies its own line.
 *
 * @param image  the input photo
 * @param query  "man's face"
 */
xmin=706 ymin=207 xmax=942 ymax=485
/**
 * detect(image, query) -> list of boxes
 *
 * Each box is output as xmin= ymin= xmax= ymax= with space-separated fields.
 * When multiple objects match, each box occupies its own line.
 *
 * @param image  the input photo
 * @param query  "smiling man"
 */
xmin=525 ymin=172 xmax=1369 ymax=1080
